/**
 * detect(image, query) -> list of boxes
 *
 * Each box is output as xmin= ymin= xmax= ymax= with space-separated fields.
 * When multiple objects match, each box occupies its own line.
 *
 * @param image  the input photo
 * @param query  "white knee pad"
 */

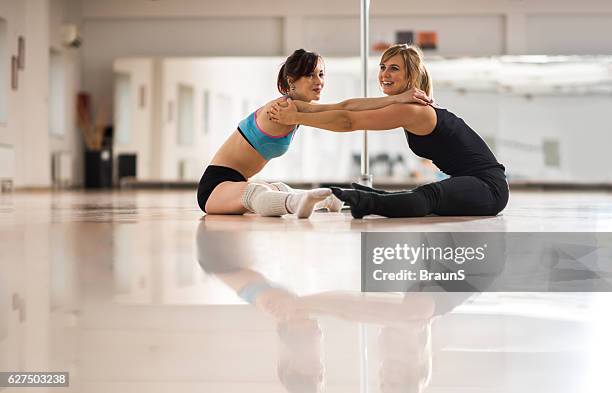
xmin=241 ymin=182 xmax=289 ymax=217
xmin=270 ymin=182 xmax=295 ymax=193
xmin=241 ymin=182 xmax=267 ymax=212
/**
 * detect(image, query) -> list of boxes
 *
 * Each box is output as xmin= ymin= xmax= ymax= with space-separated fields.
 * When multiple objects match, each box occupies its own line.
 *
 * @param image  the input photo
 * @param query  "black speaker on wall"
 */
xmin=395 ymin=31 xmax=414 ymax=45
xmin=118 ymin=154 xmax=137 ymax=180
xmin=84 ymin=148 xmax=112 ymax=189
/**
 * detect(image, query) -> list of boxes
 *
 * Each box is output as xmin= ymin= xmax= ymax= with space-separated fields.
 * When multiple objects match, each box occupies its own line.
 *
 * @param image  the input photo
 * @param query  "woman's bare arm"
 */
xmin=292 ymin=87 xmax=431 ymax=113
xmin=270 ymin=99 xmax=435 ymax=135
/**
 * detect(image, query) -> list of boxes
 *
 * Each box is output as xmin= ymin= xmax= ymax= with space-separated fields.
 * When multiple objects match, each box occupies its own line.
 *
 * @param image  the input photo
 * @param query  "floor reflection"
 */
xmin=2 ymin=191 xmax=612 ymax=392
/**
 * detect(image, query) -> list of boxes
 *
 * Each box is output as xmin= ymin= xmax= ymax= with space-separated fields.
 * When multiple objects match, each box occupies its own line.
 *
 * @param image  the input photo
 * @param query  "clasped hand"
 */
xmin=268 ymin=87 xmax=432 ymax=125
xmin=269 ymin=98 xmax=298 ymax=125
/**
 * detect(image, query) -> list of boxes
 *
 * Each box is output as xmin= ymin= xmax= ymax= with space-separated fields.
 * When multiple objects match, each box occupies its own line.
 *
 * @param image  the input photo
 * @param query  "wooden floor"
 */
xmin=1 ymin=189 xmax=612 ymax=393
xmin=2 ymin=188 xmax=612 ymax=230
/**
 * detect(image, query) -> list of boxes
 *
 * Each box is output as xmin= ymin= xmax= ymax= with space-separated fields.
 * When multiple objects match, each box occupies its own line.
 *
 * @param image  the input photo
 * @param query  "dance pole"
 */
xmin=359 ymin=322 xmax=370 ymax=393
xmin=359 ymin=0 xmax=373 ymax=187
xmin=359 ymin=8 xmax=371 ymax=391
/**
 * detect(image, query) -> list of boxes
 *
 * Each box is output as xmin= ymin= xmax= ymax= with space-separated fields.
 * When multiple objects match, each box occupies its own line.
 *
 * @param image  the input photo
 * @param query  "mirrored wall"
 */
xmin=113 ymin=55 xmax=612 ymax=184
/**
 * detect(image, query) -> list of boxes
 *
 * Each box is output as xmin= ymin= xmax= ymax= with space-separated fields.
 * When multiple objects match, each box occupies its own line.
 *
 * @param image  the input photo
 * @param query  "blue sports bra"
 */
xmin=238 ymin=106 xmax=298 ymax=161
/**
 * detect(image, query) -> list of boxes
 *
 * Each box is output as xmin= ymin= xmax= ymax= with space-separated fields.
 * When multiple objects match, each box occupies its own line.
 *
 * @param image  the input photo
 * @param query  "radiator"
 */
xmin=0 ymin=145 xmax=14 ymax=192
xmin=178 ymin=159 xmax=199 ymax=181
xmin=52 ymin=151 xmax=73 ymax=187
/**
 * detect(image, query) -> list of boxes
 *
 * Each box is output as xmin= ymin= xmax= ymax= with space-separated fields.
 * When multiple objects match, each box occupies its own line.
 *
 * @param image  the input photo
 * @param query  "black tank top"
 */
xmin=405 ymin=105 xmax=505 ymax=177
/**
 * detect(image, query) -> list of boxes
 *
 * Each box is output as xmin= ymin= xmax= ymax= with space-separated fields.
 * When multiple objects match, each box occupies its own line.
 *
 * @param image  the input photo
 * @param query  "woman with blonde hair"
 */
xmin=270 ymin=44 xmax=508 ymax=218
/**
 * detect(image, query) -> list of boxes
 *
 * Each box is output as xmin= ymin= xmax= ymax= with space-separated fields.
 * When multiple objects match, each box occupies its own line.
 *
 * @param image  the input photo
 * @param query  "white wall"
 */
xmin=79 ymin=0 xmax=612 ymax=120
xmin=309 ymin=15 xmax=506 ymax=56
xmin=125 ymin=55 xmax=612 ymax=183
xmin=5 ymin=0 xmax=612 ymax=186
xmin=77 ymin=0 xmax=612 ymax=184
xmin=113 ymin=58 xmax=153 ymax=181
xmin=0 ymin=0 xmax=82 ymax=189
xmin=526 ymin=15 xmax=612 ymax=55
xmin=0 ymin=1 xmax=26 ymax=186
xmin=82 ymin=18 xmax=283 ymax=121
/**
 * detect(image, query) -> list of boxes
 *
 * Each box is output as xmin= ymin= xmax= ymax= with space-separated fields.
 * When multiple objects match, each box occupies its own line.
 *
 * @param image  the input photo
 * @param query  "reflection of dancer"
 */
xmin=378 ymin=322 xmax=431 ymax=393
xmin=197 ymin=48 xmax=430 ymax=218
xmin=210 ymin=268 xmax=326 ymax=391
xmin=197 ymin=227 xmax=324 ymax=392
xmin=196 ymin=225 xmax=473 ymax=393
xmin=271 ymin=44 xmax=508 ymax=219
xmin=208 ymin=267 xmax=325 ymax=392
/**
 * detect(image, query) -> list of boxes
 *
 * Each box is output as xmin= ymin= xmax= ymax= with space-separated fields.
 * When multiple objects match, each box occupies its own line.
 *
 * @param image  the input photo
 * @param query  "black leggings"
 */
xmin=353 ymin=169 xmax=508 ymax=217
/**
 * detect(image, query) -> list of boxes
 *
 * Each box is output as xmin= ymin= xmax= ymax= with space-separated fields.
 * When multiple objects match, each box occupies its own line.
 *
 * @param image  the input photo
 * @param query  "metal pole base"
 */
xmin=357 ymin=174 xmax=373 ymax=188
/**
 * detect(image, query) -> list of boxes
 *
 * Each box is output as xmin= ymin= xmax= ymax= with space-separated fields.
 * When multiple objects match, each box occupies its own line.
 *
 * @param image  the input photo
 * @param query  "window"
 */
xmin=177 ymin=84 xmax=194 ymax=146
xmin=0 ymin=19 xmax=7 ymax=123
xmin=49 ymin=50 xmax=65 ymax=136
xmin=114 ymin=73 xmax=132 ymax=144
xmin=202 ymin=90 xmax=209 ymax=135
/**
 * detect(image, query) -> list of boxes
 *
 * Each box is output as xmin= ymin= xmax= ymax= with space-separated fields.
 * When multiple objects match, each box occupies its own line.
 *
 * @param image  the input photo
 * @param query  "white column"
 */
xmin=22 ymin=0 xmax=51 ymax=187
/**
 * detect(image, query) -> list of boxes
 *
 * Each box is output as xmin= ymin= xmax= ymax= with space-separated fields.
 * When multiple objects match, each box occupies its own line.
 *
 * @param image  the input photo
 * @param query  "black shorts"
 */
xmin=197 ymin=165 xmax=246 ymax=212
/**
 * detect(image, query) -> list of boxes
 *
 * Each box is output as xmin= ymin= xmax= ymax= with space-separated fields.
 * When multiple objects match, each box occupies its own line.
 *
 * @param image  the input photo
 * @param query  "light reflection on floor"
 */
xmin=1 ymin=190 xmax=612 ymax=392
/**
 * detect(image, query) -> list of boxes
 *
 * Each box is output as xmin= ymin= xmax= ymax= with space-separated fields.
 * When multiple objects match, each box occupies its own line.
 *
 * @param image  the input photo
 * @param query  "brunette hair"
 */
xmin=277 ymin=49 xmax=322 ymax=94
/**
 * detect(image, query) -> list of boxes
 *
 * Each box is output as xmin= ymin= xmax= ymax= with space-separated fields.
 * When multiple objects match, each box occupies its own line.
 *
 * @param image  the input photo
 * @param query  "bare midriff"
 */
xmin=209 ymin=129 xmax=267 ymax=179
